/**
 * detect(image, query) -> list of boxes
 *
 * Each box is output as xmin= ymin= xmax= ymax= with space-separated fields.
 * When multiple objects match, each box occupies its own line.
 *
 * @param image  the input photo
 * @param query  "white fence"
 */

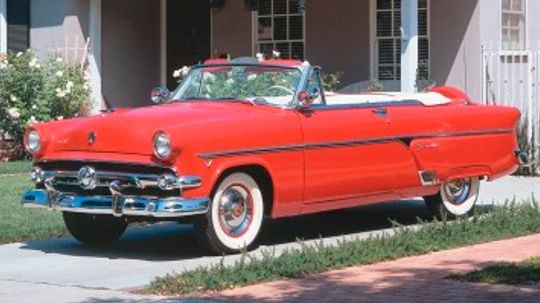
xmin=482 ymin=44 xmax=540 ymax=173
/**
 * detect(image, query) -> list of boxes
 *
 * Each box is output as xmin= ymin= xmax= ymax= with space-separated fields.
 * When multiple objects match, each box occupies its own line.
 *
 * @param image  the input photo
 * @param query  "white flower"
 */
xmin=83 ymin=84 xmax=90 ymax=91
xmin=56 ymin=57 xmax=63 ymax=63
xmin=173 ymin=66 xmax=191 ymax=78
xmin=7 ymin=108 xmax=21 ymax=119
xmin=272 ymin=50 xmax=281 ymax=58
xmin=247 ymin=74 xmax=257 ymax=81
xmin=28 ymin=57 xmax=38 ymax=68
xmin=35 ymin=63 xmax=41 ymax=69
xmin=225 ymin=78 xmax=235 ymax=85
xmin=16 ymin=52 xmax=23 ymax=57
xmin=10 ymin=95 xmax=18 ymax=102
xmin=56 ymin=91 xmax=66 ymax=98
xmin=0 ymin=62 xmax=7 ymax=69
xmin=65 ymin=81 xmax=74 ymax=93
xmin=27 ymin=116 xmax=38 ymax=126
xmin=202 ymin=73 xmax=216 ymax=81
xmin=31 ymin=104 xmax=38 ymax=110
xmin=55 ymin=88 xmax=62 ymax=93
xmin=256 ymin=53 xmax=265 ymax=62
xmin=55 ymin=71 xmax=64 ymax=77
xmin=56 ymin=116 xmax=64 ymax=121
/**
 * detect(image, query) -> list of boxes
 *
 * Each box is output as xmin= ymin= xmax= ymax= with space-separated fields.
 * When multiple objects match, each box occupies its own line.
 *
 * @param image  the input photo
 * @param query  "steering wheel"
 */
xmin=263 ymin=85 xmax=295 ymax=96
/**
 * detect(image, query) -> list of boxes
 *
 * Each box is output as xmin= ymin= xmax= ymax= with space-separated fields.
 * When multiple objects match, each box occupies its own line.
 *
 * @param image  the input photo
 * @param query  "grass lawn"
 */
xmin=0 ymin=162 xmax=66 ymax=244
xmin=0 ymin=161 xmax=32 ymax=175
xmin=148 ymin=204 xmax=540 ymax=296
xmin=449 ymin=256 xmax=540 ymax=286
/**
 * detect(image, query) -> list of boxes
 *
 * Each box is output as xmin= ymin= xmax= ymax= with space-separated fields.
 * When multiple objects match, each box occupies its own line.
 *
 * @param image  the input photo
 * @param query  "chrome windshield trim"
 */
xmin=169 ymin=62 xmax=311 ymax=110
xmin=198 ymin=128 xmax=514 ymax=159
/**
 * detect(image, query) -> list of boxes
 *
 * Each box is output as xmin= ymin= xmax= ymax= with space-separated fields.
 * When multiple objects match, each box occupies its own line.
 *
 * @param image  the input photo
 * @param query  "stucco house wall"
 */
xmin=101 ymin=0 xmax=160 ymax=108
xmin=211 ymin=0 xmax=253 ymax=58
xmin=304 ymin=0 xmax=371 ymax=87
xmin=30 ymin=0 xmax=89 ymax=60
xmin=430 ymin=0 xmax=482 ymax=101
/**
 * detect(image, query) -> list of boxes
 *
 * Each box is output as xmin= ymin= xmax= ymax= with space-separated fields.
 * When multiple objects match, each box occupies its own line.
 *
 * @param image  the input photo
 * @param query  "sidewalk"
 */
xmin=211 ymin=233 xmax=540 ymax=303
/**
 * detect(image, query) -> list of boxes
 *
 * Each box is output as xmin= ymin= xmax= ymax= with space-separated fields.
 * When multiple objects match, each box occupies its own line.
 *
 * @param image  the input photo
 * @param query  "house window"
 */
xmin=501 ymin=0 xmax=526 ymax=50
xmin=6 ymin=0 xmax=30 ymax=52
xmin=256 ymin=0 xmax=305 ymax=59
xmin=373 ymin=0 xmax=429 ymax=80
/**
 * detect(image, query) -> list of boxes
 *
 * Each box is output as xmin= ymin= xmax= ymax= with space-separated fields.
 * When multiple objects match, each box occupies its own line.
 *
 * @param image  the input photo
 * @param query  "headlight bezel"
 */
xmin=153 ymin=131 xmax=172 ymax=160
xmin=25 ymin=129 xmax=42 ymax=154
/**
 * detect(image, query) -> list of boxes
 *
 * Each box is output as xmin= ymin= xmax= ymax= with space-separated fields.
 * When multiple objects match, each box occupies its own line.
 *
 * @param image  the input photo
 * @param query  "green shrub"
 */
xmin=0 ymin=50 xmax=90 ymax=159
xmin=322 ymin=71 xmax=343 ymax=92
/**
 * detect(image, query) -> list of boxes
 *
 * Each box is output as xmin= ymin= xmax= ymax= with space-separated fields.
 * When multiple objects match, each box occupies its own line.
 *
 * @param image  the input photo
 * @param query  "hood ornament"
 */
xmin=88 ymin=131 xmax=97 ymax=145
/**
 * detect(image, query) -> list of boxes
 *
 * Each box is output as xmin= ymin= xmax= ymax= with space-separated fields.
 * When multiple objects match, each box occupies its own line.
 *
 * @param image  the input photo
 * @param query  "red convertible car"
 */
xmin=22 ymin=58 xmax=526 ymax=254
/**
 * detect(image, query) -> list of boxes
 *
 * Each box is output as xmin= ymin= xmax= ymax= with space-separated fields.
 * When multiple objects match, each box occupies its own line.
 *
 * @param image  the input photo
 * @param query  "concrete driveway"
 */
xmin=0 ymin=176 xmax=538 ymax=303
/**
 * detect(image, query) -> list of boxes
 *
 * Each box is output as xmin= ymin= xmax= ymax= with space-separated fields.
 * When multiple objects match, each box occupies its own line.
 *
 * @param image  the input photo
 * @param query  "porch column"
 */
xmin=400 ymin=0 xmax=418 ymax=93
xmin=0 ymin=0 xmax=7 ymax=53
xmin=88 ymin=0 xmax=103 ymax=112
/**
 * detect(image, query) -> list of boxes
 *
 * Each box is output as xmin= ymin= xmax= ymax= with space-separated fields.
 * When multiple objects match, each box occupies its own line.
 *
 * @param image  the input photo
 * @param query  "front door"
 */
xmin=299 ymin=70 xmax=420 ymax=204
xmin=166 ymin=0 xmax=211 ymax=88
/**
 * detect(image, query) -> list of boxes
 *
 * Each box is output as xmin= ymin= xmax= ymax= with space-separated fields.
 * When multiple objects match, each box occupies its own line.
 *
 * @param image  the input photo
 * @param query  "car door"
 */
xmin=298 ymin=69 xmax=420 ymax=205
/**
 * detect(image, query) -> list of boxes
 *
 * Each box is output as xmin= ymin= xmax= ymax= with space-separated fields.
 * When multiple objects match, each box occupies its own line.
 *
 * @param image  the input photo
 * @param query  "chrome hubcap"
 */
xmin=218 ymin=185 xmax=253 ymax=237
xmin=443 ymin=178 xmax=472 ymax=205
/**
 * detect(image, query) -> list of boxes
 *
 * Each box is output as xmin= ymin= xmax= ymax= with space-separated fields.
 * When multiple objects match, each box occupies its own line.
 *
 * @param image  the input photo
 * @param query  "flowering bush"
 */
xmin=0 ymin=50 xmax=90 ymax=158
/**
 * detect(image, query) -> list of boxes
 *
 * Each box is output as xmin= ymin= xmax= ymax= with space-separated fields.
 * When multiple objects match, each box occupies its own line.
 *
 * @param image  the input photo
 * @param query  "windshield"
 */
xmin=171 ymin=65 xmax=302 ymax=106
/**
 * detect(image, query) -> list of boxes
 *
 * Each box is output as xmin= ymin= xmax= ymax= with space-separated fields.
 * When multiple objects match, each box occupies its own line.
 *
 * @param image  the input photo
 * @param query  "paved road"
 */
xmin=0 ymin=176 xmax=538 ymax=303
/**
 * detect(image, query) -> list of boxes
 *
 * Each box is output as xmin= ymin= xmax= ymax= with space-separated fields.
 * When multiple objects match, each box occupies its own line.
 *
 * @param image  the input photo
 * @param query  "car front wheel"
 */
xmin=63 ymin=212 xmax=128 ymax=246
xmin=196 ymin=172 xmax=265 ymax=255
xmin=424 ymin=177 xmax=481 ymax=220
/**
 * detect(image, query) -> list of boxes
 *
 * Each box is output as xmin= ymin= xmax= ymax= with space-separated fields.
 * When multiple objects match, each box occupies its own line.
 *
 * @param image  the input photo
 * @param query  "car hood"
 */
xmin=46 ymin=101 xmax=269 ymax=156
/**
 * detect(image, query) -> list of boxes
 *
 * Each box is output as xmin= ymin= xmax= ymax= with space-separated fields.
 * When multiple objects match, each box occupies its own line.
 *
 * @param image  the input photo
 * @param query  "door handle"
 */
xmin=371 ymin=107 xmax=388 ymax=117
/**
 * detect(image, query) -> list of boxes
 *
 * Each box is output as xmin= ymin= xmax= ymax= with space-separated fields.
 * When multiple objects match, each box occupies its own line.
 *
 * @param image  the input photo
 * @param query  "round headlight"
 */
xmin=25 ymin=130 xmax=41 ymax=153
xmin=153 ymin=132 xmax=171 ymax=159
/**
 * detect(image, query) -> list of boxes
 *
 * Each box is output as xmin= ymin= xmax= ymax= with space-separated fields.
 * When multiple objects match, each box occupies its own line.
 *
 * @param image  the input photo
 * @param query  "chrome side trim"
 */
xmin=199 ymin=128 xmax=514 ymax=159
xmin=21 ymin=189 xmax=209 ymax=218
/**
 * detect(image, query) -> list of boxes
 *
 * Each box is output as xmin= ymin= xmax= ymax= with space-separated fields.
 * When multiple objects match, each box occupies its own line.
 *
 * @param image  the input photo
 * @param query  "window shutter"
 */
xmin=375 ymin=0 xmax=430 ymax=80
xmin=7 ymin=0 xmax=30 ymax=52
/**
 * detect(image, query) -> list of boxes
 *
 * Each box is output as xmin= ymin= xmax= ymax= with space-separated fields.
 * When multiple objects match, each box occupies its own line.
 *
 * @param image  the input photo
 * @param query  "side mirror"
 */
xmin=297 ymin=87 xmax=320 ymax=110
xmin=151 ymin=87 xmax=171 ymax=104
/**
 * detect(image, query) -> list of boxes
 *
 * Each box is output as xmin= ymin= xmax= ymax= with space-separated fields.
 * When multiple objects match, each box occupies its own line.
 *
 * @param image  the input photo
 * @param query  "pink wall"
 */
xmin=430 ymin=0 xmax=481 ymax=100
xmin=211 ymin=0 xmax=371 ymax=87
xmin=211 ymin=1 xmax=253 ymax=58
xmin=305 ymin=0 xmax=371 ymax=87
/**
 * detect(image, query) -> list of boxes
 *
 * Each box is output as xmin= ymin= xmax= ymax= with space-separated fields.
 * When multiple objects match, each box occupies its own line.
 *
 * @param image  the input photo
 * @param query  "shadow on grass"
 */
xmin=19 ymin=200 xmax=495 ymax=262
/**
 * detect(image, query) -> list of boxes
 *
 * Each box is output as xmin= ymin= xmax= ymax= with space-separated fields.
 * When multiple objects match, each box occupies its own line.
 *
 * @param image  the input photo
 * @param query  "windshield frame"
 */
xmin=169 ymin=63 xmax=310 ymax=108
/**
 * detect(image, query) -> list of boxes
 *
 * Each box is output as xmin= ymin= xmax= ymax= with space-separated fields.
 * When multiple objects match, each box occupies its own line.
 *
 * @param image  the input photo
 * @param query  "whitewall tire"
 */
xmin=196 ymin=173 xmax=264 ymax=254
xmin=424 ymin=177 xmax=480 ymax=219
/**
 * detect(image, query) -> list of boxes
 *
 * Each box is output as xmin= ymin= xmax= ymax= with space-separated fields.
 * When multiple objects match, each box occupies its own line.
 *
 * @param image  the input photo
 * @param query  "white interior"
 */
xmin=324 ymin=91 xmax=452 ymax=106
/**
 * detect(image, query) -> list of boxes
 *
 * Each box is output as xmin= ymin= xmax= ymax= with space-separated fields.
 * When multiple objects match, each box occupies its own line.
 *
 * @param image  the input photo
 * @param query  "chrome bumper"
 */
xmin=22 ymin=164 xmax=209 ymax=218
xmin=22 ymin=189 xmax=209 ymax=218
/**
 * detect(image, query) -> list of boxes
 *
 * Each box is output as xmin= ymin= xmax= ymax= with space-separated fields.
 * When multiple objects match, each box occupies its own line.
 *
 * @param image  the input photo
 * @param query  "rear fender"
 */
xmin=410 ymin=133 xmax=518 ymax=183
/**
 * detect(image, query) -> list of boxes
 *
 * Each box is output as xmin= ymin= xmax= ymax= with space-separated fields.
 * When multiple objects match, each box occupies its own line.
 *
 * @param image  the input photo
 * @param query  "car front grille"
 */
xmin=35 ymin=160 xmax=180 ymax=197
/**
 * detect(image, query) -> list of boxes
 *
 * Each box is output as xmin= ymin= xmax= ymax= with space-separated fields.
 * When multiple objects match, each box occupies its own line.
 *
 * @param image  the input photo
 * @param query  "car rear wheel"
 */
xmin=63 ymin=212 xmax=128 ymax=246
xmin=196 ymin=172 xmax=264 ymax=255
xmin=424 ymin=177 xmax=480 ymax=220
